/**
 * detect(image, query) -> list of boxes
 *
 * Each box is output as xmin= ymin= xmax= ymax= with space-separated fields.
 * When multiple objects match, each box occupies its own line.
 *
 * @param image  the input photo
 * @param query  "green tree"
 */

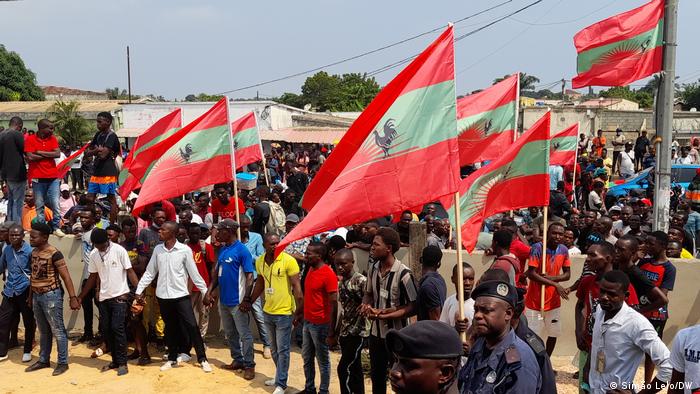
xmin=0 ymin=45 xmax=44 ymax=101
xmin=183 ymin=93 xmax=224 ymax=102
xmin=276 ymin=71 xmax=380 ymax=112
xmin=335 ymin=73 xmax=380 ymax=111
xmin=47 ymin=101 xmax=92 ymax=146
xmin=493 ymin=73 xmax=540 ymax=92
xmin=599 ymin=86 xmax=653 ymax=109
xmin=300 ymin=71 xmax=342 ymax=111
xmin=680 ymin=80 xmax=700 ymax=110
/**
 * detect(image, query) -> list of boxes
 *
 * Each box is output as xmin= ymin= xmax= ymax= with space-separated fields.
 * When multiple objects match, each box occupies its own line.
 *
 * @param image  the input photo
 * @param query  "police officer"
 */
xmin=512 ymin=288 xmax=557 ymax=394
xmin=387 ymin=320 xmax=462 ymax=394
xmin=459 ymin=280 xmax=542 ymax=393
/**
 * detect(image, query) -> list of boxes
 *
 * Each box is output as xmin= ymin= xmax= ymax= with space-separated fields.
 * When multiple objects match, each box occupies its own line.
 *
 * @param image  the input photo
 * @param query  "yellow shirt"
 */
xmin=256 ymin=252 xmax=300 ymax=315
xmin=681 ymin=248 xmax=694 ymax=259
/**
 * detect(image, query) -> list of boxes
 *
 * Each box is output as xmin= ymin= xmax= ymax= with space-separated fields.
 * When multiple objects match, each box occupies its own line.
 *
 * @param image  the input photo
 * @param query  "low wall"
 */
xmin=5 ymin=236 xmax=699 ymax=357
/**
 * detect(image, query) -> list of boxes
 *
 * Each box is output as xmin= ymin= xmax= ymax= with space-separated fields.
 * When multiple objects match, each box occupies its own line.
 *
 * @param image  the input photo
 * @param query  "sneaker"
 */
xmin=160 ymin=361 xmax=175 ymax=371
xmin=243 ymin=367 xmax=255 ymax=380
xmin=117 ymin=365 xmax=128 ymax=376
xmin=137 ymin=356 xmax=152 ymax=366
xmin=53 ymin=229 xmax=66 ymax=237
xmin=52 ymin=363 xmax=69 ymax=376
xmin=25 ymin=361 xmax=50 ymax=372
xmin=201 ymin=360 xmax=212 ymax=373
xmin=76 ymin=334 xmax=93 ymax=343
xmin=22 ymin=353 xmax=32 ymax=363
xmin=273 ymin=387 xmax=286 ymax=394
xmin=265 ymin=379 xmax=277 ymax=386
xmin=263 ymin=347 xmax=272 ymax=359
xmin=0 ymin=355 xmax=8 ymax=362
xmin=162 ymin=353 xmax=169 ymax=361
xmin=176 ymin=353 xmax=192 ymax=363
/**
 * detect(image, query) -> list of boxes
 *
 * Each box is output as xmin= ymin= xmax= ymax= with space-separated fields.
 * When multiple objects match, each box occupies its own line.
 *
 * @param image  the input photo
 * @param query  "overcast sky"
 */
xmin=2 ymin=0 xmax=698 ymax=100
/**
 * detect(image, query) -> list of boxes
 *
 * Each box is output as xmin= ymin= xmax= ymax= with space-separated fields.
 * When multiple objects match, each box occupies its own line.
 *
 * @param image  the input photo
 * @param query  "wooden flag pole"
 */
xmin=254 ymin=110 xmax=270 ymax=187
xmin=540 ymin=206 xmax=549 ymax=313
xmin=454 ymin=192 xmax=466 ymax=342
xmin=224 ymin=97 xmax=242 ymax=239
xmin=572 ymin=122 xmax=580 ymax=209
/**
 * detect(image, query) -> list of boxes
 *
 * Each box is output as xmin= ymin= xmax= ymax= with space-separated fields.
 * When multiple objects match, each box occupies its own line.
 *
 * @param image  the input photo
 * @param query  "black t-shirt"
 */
xmin=90 ymin=130 xmax=121 ymax=177
xmin=416 ymin=271 xmax=446 ymax=321
xmin=626 ymin=264 xmax=656 ymax=309
xmin=251 ymin=201 xmax=270 ymax=235
xmin=0 ymin=129 xmax=27 ymax=182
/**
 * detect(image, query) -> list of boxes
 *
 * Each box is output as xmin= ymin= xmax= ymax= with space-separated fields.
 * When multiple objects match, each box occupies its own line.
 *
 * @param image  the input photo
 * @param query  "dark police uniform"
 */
xmin=458 ymin=281 xmax=542 ymax=394
xmin=514 ymin=315 xmax=558 ymax=394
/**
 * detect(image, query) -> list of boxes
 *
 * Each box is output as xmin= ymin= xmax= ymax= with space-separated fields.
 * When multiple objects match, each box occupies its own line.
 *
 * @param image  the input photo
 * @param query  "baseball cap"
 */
xmin=60 ymin=184 xmax=70 ymax=192
xmin=285 ymin=214 xmax=300 ymax=223
xmin=215 ymin=218 xmax=239 ymax=230
xmin=386 ymin=321 xmax=462 ymax=360
xmin=609 ymin=205 xmax=622 ymax=212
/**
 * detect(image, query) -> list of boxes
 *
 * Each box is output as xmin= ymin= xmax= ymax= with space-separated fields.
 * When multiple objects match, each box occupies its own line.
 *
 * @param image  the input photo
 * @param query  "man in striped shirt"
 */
xmin=360 ymin=227 xmax=418 ymax=394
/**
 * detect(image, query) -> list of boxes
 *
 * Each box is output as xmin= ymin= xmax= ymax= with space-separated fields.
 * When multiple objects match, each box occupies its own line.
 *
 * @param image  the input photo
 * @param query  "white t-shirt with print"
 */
xmin=87 ymin=242 xmax=132 ymax=301
xmin=439 ymin=294 xmax=475 ymax=329
xmin=670 ymin=324 xmax=700 ymax=393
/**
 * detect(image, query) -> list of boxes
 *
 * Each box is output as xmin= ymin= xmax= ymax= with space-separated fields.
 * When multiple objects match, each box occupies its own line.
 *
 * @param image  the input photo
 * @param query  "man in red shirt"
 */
xmin=301 ymin=241 xmax=338 ymax=394
xmin=211 ymin=184 xmax=246 ymax=224
xmin=501 ymin=219 xmax=530 ymax=289
xmin=24 ymin=119 xmax=64 ymax=236
xmin=186 ymin=223 xmax=215 ymax=339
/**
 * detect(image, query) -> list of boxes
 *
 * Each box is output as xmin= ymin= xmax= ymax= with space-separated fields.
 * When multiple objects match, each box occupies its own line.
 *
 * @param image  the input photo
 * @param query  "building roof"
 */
xmin=578 ymin=98 xmax=636 ymax=108
xmin=41 ymin=85 xmax=107 ymax=96
xmin=0 ymin=101 xmax=122 ymax=114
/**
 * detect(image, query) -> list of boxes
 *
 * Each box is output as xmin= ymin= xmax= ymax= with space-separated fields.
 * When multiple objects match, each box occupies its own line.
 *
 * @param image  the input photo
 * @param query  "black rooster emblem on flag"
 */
xmin=372 ymin=119 xmax=398 ymax=158
xmin=179 ymin=143 xmax=194 ymax=163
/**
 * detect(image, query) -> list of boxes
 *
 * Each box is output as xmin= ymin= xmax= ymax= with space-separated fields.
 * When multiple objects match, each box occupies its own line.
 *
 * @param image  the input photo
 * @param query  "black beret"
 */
xmin=471 ymin=280 xmax=518 ymax=308
xmin=386 ymin=320 xmax=462 ymax=360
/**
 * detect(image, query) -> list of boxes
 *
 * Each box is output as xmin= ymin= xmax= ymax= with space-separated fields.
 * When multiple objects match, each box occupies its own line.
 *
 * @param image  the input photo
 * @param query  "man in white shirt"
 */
xmin=76 ymin=228 xmax=139 ymax=376
xmin=612 ymin=129 xmax=626 ymax=174
xmin=589 ymin=270 xmax=672 ymax=394
xmin=669 ymin=323 xmax=700 ymax=394
xmin=69 ymin=146 xmax=84 ymax=191
xmin=132 ymin=221 xmax=212 ymax=373
xmin=440 ymin=263 xmax=475 ymax=330
xmin=619 ymin=142 xmax=636 ymax=179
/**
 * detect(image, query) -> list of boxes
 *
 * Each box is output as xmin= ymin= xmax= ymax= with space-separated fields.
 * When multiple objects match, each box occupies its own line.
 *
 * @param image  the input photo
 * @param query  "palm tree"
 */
xmin=47 ymin=100 xmax=92 ymax=146
xmin=493 ymin=73 xmax=540 ymax=92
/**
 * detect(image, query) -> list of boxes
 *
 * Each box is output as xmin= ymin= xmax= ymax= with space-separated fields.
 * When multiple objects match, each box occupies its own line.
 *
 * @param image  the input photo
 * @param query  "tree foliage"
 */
xmin=184 ymin=93 xmax=225 ymax=102
xmin=46 ymin=101 xmax=92 ymax=146
xmin=0 ymin=45 xmax=44 ymax=101
xmin=680 ymin=80 xmax=700 ymax=110
xmin=277 ymin=72 xmax=380 ymax=112
xmin=493 ymin=72 xmax=540 ymax=92
xmin=598 ymin=86 xmax=654 ymax=109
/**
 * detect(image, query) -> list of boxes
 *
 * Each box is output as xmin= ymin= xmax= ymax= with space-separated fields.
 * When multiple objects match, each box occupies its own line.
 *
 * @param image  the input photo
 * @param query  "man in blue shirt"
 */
xmin=204 ymin=219 xmax=256 ymax=380
xmin=0 ymin=224 xmax=36 ymax=362
xmin=240 ymin=214 xmax=272 ymax=359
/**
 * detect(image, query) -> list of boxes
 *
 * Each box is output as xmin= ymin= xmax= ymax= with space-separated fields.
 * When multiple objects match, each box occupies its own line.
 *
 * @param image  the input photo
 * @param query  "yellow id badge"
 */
xmin=266 ymin=288 xmax=274 ymax=295
xmin=596 ymin=350 xmax=606 ymax=373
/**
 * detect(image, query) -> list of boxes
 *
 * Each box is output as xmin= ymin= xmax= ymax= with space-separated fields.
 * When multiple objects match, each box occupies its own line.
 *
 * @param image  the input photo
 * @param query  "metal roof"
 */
xmin=0 ymin=101 xmax=122 ymax=113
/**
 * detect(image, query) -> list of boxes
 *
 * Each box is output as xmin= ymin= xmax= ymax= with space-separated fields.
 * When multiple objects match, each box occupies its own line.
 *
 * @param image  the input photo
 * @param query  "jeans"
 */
xmin=190 ymin=291 xmax=210 ymax=338
xmin=219 ymin=303 xmax=255 ymax=368
xmin=6 ymin=180 xmax=25 ymax=223
xmin=302 ymin=321 xmax=331 ymax=394
xmin=158 ymin=296 xmax=207 ymax=363
xmin=98 ymin=297 xmax=129 ymax=366
xmin=70 ymin=168 xmax=84 ymax=191
xmin=251 ymin=298 xmax=271 ymax=348
xmin=264 ymin=312 xmax=293 ymax=389
xmin=369 ymin=335 xmax=390 ymax=394
xmin=32 ymin=179 xmax=61 ymax=231
xmin=338 ymin=335 xmax=365 ymax=394
xmin=0 ymin=289 xmax=36 ymax=356
xmin=80 ymin=279 xmax=96 ymax=336
xmin=33 ymin=289 xmax=68 ymax=365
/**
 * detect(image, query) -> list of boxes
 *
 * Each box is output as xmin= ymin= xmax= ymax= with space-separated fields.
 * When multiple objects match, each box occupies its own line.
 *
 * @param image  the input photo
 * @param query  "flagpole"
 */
xmin=254 ymin=110 xmax=270 ymax=187
xmin=453 ymin=192 xmax=466 ymax=343
xmin=541 ymin=205 xmax=549 ymax=313
xmin=572 ymin=122 xmax=580 ymax=209
xmin=514 ymin=72 xmax=520 ymax=143
xmin=224 ymin=97 xmax=242 ymax=240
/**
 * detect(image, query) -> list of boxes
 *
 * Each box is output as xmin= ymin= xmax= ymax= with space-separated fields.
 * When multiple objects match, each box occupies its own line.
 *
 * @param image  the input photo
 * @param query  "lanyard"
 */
xmin=264 ymin=257 xmax=279 ymax=288
xmin=11 ymin=248 xmax=30 ymax=279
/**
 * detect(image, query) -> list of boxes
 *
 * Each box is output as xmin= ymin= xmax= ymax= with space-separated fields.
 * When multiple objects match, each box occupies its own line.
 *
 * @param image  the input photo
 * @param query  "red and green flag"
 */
xmin=132 ymin=98 xmax=232 ymax=214
xmin=280 ymin=25 xmax=460 ymax=254
xmin=572 ymin=0 xmax=664 ymax=88
xmin=56 ymin=143 xmax=88 ymax=179
xmin=456 ymin=73 xmax=518 ymax=165
xmin=452 ymin=112 xmax=551 ymax=252
xmin=119 ymin=108 xmax=182 ymax=200
xmin=550 ymin=123 xmax=579 ymax=167
xmin=232 ymin=112 xmax=263 ymax=170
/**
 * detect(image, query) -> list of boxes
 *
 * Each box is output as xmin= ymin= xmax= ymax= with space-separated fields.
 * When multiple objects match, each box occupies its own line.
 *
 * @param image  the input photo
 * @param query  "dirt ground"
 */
xmin=0 ymin=331 xmax=656 ymax=394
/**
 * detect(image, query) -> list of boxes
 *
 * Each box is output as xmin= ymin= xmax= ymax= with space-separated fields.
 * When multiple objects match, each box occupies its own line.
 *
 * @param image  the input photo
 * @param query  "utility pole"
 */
xmin=127 ymin=46 xmax=132 ymax=104
xmin=561 ymin=78 xmax=566 ymax=102
xmin=653 ymin=0 xmax=678 ymax=232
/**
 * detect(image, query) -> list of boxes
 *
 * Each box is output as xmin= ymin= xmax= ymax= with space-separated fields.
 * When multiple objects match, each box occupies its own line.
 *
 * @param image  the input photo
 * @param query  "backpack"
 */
xmin=266 ymin=201 xmax=286 ymax=236
xmin=490 ymin=255 xmax=521 ymax=287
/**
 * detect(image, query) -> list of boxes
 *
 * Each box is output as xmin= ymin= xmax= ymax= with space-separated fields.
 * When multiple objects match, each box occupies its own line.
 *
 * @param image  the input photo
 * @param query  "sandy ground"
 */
xmin=0 ymin=331 xmax=657 ymax=394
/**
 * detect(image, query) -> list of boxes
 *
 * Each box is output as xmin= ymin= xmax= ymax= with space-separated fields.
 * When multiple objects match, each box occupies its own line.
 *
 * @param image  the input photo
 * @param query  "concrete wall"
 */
xmin=5 ymin=236 xmax=699 ymax=357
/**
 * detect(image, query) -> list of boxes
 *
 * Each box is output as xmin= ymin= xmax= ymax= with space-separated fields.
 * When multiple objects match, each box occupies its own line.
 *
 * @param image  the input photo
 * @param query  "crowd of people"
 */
xmin=0 ymin=113 xmax=699 ymax=394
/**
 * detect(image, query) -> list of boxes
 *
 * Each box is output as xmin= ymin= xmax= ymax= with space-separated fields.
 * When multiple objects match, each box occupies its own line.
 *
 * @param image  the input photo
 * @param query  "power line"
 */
xmin=367 ymin=0 xmax=546 ymax=78
xmin=509 ymin=0 xmax=616 ymax=26
xmin=215 ymin=0 xmax=515 ymax=95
